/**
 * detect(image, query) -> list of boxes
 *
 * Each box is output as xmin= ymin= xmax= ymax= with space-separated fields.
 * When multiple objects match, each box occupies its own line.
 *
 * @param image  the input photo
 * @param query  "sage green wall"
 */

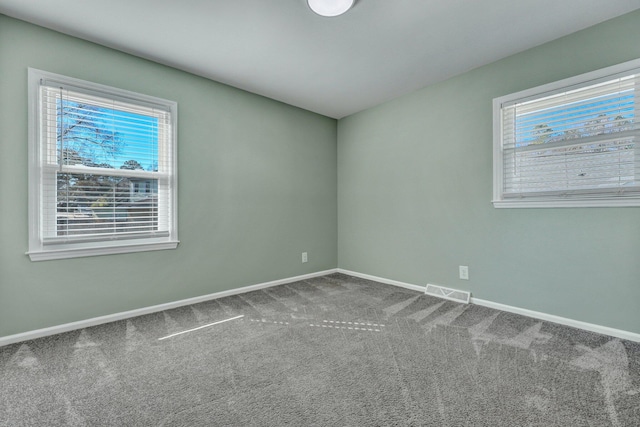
xmin=0 ymin=15 xmax=337 ymax=337
xmin=338 ymin=10 xmax=640 ymax=334
xmin=3 ymin=11 xmax=640 ymax=340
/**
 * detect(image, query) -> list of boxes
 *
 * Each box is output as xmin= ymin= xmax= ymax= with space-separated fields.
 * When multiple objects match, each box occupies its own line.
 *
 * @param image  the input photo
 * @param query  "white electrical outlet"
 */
xmin=302 ymin=252 xmax=308 ymax=263
xmin=459 ymin=265 xmax=469 ymax=280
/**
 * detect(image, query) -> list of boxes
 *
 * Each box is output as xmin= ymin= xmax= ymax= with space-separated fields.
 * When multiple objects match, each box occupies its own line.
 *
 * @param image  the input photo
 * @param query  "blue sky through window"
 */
xmin=515 ymin=91 xmax=635 ymax=147
xmin=57 ymin=99 xmax=159 ymax=171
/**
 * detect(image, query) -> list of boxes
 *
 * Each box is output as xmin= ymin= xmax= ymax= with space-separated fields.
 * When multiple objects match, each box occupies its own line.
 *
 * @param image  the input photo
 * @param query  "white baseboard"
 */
xmin=0 ymin=268 xmax=338 ymax=347
xmin=470 ymin=298 xmax=640 ymax=343
xmin=337 ymin=268 xmax=426 ymax=293
xmin=337 ymin=268 xmax=640 ymax=343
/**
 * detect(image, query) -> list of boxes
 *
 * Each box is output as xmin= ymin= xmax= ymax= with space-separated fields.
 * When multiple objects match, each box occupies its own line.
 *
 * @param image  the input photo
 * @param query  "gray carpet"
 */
xmin=1 ymin=273 xmax=639 ymax=426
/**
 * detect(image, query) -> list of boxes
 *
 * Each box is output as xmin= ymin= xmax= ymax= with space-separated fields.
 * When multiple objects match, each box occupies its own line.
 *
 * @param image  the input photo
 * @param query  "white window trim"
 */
xmin=493 ymin=58 xmax=640 ymax=208
xmin=27 ymin=68 xmax=179 ymax=260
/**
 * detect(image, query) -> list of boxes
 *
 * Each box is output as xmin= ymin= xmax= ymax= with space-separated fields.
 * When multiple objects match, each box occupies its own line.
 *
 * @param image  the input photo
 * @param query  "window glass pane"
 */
xmin=514 ymin=86 xmax=634 ymax=149
xmin=57 ymin=98 xmax=159 ymax=171
xmin=505 ymin=138 xmax=635 ymax=194
xmin=56 ymin=173 xmax=159 ymax=236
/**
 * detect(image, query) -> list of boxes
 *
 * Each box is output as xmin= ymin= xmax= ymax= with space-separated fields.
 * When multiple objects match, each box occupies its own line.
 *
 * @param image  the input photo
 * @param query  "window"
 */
xmin=28 ymin=69 xmax=178 ymax=260
xmin=493 ymin=59 xmax=640 ymax=208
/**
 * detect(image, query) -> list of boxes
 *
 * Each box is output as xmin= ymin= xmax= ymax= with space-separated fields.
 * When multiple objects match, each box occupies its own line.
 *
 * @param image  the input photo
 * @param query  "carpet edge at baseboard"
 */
xmin=4 ymin=267 xmax=638 ymax=346
xmin=337 ymin=268 xmax=640 ymax=343
xmin=0 ymin=268 xmax=339 ymax=347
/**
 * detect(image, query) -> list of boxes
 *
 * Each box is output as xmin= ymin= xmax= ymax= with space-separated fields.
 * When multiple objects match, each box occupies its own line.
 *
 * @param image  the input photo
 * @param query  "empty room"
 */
xmin=1 ymin=1 xmax=639 ymax=425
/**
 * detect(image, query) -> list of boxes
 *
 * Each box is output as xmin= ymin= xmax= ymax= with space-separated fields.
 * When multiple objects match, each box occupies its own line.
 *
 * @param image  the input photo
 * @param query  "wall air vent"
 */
xmin=425 ymin=284 xmax=470 ymax=304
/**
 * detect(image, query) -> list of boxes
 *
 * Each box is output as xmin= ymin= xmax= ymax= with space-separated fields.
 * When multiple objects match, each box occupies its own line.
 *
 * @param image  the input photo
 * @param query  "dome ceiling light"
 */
xmin=307 ymin=0 xmax=355 ymax=17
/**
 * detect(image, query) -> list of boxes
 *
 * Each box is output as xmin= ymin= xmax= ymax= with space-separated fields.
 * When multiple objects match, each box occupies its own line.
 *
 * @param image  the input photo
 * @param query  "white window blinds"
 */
xmin=494 ymin=59 xmax=640 ymax=207
xmin=28 ymin=69 xmax=178 ymax=260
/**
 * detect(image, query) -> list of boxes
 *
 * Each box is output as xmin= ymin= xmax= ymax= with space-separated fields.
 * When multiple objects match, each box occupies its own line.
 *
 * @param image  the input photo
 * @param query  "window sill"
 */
xmin=492 ymin=198 xmax=640 ymax=208
xmin=27 ymin=240 xmax=179 ymax=261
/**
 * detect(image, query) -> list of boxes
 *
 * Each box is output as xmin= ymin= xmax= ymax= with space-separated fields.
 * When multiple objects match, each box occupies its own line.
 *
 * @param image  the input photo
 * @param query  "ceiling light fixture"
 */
xmin=307 ymin=0 xmax=354 ymax=17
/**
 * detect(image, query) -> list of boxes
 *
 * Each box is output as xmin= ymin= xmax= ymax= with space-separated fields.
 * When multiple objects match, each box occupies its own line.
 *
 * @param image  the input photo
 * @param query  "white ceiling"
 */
xmin=1 ymin=0 xmax=640 ymax=119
